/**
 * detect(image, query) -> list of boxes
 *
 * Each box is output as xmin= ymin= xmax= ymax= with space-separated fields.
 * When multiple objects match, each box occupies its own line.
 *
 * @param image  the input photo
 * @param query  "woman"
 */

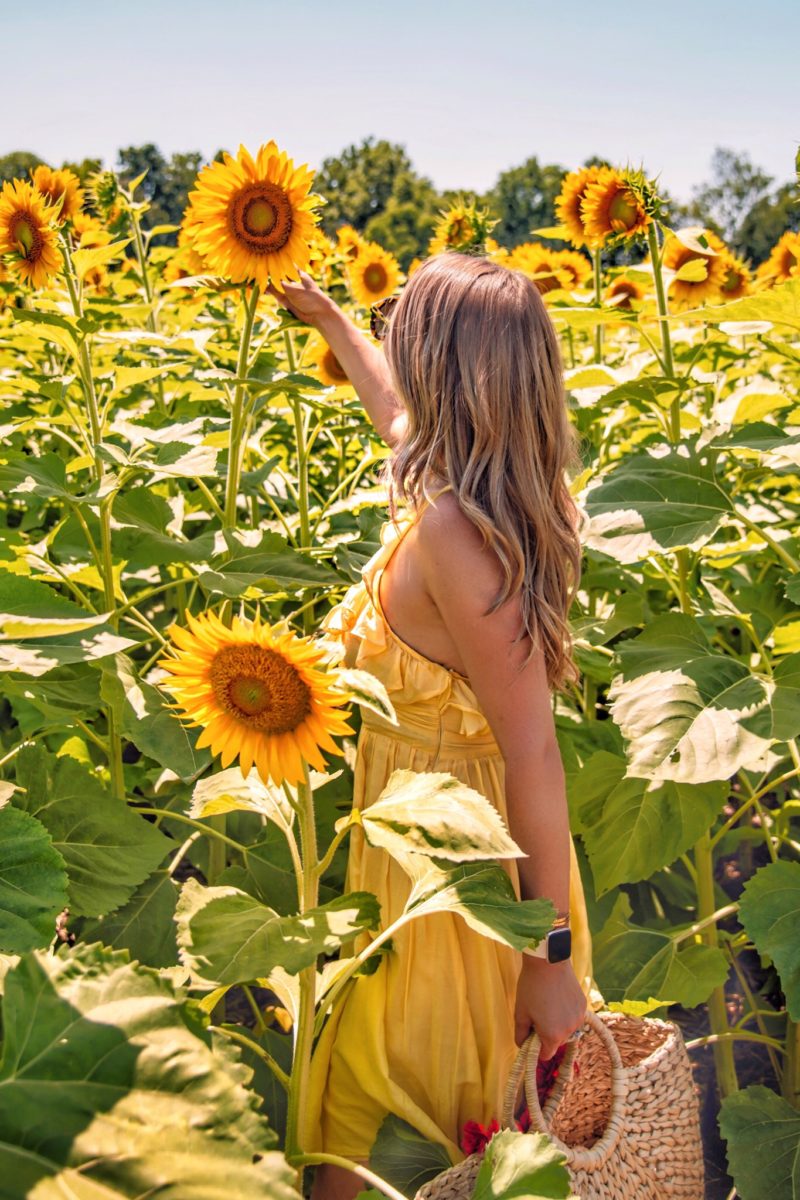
xmin=270 ymin=252 xmax=599 ymax=1200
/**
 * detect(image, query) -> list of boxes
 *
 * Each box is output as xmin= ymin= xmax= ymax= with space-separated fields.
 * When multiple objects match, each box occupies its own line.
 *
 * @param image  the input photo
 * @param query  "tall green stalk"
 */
xmin=648 ymin=220 xmax=738 ymax=1097
xmin=593 ymin=247 xmax=604 ymax=363
xmin=284 ymin=330 xmax=315 ymax=636
xmin=61 ymin=239 xmax=125 ymax=802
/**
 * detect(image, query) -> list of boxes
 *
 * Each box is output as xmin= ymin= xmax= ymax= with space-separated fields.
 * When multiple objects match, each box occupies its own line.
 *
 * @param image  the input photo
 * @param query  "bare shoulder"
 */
xmin=415 ymin=490 xmax=504 ymax=599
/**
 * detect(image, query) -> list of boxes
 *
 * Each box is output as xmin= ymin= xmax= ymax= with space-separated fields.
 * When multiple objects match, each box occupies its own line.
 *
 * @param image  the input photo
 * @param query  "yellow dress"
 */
xmin=304 ymin=491 xmax=598 ymax=1164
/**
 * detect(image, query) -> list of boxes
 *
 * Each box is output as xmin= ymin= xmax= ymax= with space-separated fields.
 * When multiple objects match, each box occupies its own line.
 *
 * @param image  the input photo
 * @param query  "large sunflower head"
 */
xmin=347 ymin=241 xmax=401 ymax=306
xmin=159 ymin=610 xmax=354 ymax=786
xmin=0 ymin=179 xmax=61 ymax=289
xmin=30 ymin=164 xmax=84 ymax=224
xmin=580 ymin=168 xmax=650 ymax=244
xmin=605 ymin=277 xmax=646 ymax=310
xmin=662 ymin=227 xmax=729 ymax=309
xmin=187 ymin=141 xmax=322 ymax=289
xmin=306 ymin=332 xmax=351 ymax=389
xmin=555 ymin=166 xmax=605 ymax=247
xmin=756 ymin=231 xmax=800 ymax=287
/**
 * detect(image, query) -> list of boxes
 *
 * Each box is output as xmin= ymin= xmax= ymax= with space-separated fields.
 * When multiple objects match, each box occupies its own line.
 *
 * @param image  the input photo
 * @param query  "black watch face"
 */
xmin=547 ymin=927 xmax=572 ymax=963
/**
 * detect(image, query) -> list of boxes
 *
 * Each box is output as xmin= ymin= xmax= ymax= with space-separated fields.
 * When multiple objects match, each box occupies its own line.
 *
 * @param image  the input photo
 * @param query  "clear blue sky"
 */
xmin=7 ymin=0 xmax=799 ymax=202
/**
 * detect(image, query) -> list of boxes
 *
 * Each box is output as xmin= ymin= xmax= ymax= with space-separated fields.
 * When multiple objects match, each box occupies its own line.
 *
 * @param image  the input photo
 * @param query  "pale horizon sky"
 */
xmin=6 ymin=0 xmax=799 ymax=204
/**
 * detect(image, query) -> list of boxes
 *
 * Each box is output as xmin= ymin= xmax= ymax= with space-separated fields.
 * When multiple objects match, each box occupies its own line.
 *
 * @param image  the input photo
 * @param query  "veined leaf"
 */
xmin=471 ymin=1129 xmax=575 ymax=1199
xmin=608 ymin=613 xmax=799 ymax=783
xmin=79 ymin=870 xmax=179 ymax=969
xmin=368 ymin=1115 xmax=454 ymax=1197
xmin=0 ymin=628 xmax=137 ymax=678
xmin=719 ymin=1086 xmax=800 ymax=1200
xmin=189 ymin=766 xmax=295 ymax=830
xmin=575 ymin=751 xmax=726 ymax=894
xmin=72 ymin=238 xmax=132 ymax=281
xmin=738 ymin=860 xmax=800 ymax=1020
xmin=336 ymin=667 xmax=397 ymax=725
xmin=581 ymin=446 xmax=731 ymax=564
xmin=0 ymin=943 xmax=298 ymax=1199
xmin=677 ymin=276 xmax=800 ymax=331
xmin=176 ymin=878 xmax=381 ymax=984
xmin=0 ymin=576 xmax=108 ymax=639
xmin=14 ymin=746 xmax=171 ymax=918
xmin=0 ymin=807 xmax=68 ymax=954
xmin=362 ymin=768 xmax=522 ymax=862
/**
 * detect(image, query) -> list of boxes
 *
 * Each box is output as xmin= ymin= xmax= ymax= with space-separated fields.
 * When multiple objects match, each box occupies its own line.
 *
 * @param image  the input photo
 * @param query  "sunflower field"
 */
xmin=0 ymin=142 xmax=799 ymax=1200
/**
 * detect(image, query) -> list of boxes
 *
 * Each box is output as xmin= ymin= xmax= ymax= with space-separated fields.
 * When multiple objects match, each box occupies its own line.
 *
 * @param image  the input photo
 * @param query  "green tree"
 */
xmin=737 ymin=183 xmax=800 ymax=263
xmin=688 ymin=148 xmax=773 ymax=251
xmin=485 ymin=156 xmax=566 ymax=248
xmin=61 ymin=157 xmax=103 ymax=185
xmin=0 ymin=151 xmax=45 ymax=185
xmin=316 ymin=138 xmax=424 ymax=235
xmin=364 ymin=172 xmax=441 ymax=267
xmin=116 ymin=144 xmax=203 ymax=239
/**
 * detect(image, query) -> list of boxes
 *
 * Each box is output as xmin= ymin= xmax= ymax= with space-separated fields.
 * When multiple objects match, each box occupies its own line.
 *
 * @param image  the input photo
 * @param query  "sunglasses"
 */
xmin=370 ymin=294 xmax=400 ymax=341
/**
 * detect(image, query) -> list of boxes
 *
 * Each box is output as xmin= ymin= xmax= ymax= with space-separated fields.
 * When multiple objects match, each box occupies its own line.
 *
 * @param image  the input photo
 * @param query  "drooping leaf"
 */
xmin=738 ymin=860 xmax=800 ymax=1020
xmin=100 ymin=654 xmax=211 ymax=781
xmin=404 ymin=862 xmax=553 ymax=953
xmin=0 ymin=576 xmax=108 ymax=639
xmin=471 ymin=1129 xmax=575 ymax=1199
xmin=592 ymin=893 xmax=727 ymax=1007
xmin=198 ymin=533 xmax=341 ymax=598
xmin=336 ymin=667 xmax=398 ymax=725
xmin=719 ymin=1085 xmax=800 ymax=1200
xmin=368 ymin=1115 xmax=453 ymax=1196
xmin=112 ymin=486 xmax=215 ymax=565
xmin=608 ymin=612 xmax=788 ymax=783
xmin=0 ymin=942 xmax=298 ymax=1199
xmin=575 ymin=751 xmax=726 ymax=894
xmin=361 ymin=768 xmax=522 ymax=863
xmin=79 ymin=870 xmax=179 ymax=968
xmin=189 ymin=766 xmax=294 ymax=831
xmin=14 ymin=745 xmax=172 ymax=918
xmin=0 ymin=629 xmax=137 ymax=678
xmin=581 ymin=446 xmax=731 ymax=564
xmin=0 ymin=806 xmax=68 ymax=953
xmin=176 ymin=878 xmax=381 ymax=984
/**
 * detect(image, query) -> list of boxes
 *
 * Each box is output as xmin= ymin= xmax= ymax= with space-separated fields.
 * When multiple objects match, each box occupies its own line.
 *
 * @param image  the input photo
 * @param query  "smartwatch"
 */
xmin=525 ymin=915 xmax=572 ymax=964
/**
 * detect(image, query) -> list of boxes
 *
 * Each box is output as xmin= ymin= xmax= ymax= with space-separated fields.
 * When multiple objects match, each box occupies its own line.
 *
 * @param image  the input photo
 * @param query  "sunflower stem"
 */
xmin=60 ymin=236 xmax=125 ymax=803
xmin=128 ymin=203 xmax=166 ymax=413
xmin=284 ymin=330 xmax=314 ymax=635
xmin=647 ymin=222 xmax=677 ymax=438
xmin=592 ymin=247 xmax=603 ymax=363
xmin=284 ymin=760 xmax=319 ymax=1176
xmin=224 ymin=283 xmax=261 ymax=532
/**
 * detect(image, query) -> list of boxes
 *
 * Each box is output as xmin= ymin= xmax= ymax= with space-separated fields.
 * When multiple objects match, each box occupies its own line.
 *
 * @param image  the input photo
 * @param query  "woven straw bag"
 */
xmin=415 ymin=1009 xmax=705 ymax=1200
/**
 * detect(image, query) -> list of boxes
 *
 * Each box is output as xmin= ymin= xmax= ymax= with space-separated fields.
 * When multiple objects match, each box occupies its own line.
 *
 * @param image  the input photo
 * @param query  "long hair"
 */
xmin=381 ymin=251 xmax=583 ymax=693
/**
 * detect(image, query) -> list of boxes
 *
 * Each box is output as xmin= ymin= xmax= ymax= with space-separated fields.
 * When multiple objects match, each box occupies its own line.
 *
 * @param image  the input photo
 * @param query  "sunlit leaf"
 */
xmin=0 ymin=807 xmax=68 ymax=953
xmin=738 ymin=860 xmax=800 ymax=1020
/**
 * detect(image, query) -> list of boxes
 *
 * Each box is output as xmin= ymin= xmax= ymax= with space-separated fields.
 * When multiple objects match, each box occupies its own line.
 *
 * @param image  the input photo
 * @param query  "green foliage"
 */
xmin=485 ymin=156 xmax=566 ymax=248
xmin=0 ymin=942 xmax=298 ymax=1199
xmin=689 ymin=147 xmax=774 ymax=249
xmin=0 ymin=150 xmax=44 ymax=184
xmin=367 ymin=1114 xmax=453 ymax=1195
xmin=0 ymin=806 xmax=68 ymax=953
xmin=738 ymin=860 xmax=800 ymax=1019
xmin=471 ymin=1130 xmax=575 ymax=1199
xmin=719 ymin=1086 xmax=800 ymax=1200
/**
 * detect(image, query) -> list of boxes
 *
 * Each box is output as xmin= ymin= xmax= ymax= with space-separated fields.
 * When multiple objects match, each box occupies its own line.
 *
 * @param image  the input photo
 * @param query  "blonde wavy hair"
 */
xmin=381 ymin=251 xmax=583 ymax=692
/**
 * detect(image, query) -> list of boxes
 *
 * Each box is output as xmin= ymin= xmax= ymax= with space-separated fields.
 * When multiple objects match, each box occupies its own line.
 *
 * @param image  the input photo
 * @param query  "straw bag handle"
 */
xmin=501 ymin=1009 xmax=628 ymax=1170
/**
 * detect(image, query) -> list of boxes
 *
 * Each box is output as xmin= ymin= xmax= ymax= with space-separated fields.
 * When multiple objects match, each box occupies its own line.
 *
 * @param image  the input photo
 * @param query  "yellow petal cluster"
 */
xmin=159 ymin=610 xmax=354 ymax=787
xmin=31 ymin=164 xmax=84 ymax=224
xmin=507 ymin=242 xmax=591 ymax=295
xmin=755 ymin=231 xmax=800 ymax=288
xmin=662 ymin=229 xmax=729 ymax=309
xmin=347 ymin=242 xmax=401 ymax=306
xmin=555 ymin=166 xmax=605 ymax=248
xmin=306 ymin=332 xmax=352 ymax=389
xmin=580 ymin=168 xmax=650 ymax=242
xmin=0 ymin=179 xmax=61 ymax=289
xmin=605 ymin=277 xmax=647 ymax=310
xmin=187 ymin=141 xmax=322 ymax=289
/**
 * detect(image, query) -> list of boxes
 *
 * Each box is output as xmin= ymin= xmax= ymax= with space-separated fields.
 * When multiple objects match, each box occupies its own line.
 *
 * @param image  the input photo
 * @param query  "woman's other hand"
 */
xmin=514 ymin=956 xmax=587 ymax=1062
xmin=268 ymin=272 xmax=335 ymax=328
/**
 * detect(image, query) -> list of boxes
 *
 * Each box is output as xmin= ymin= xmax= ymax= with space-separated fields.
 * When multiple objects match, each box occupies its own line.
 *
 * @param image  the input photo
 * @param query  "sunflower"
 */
xmin=718 ymin=253 xmax=751 ymax=300
xmin=336 ymin=224 xmax=364 ymax=261
xmin=605 ymin=277 xmax=646 ymax=310
xmin=83 ymin=263 xmax=109 ymax=293
xmin=159 ymin=610 xmax=354 ymax=787
xmin=755 ymin=231 xmax=800 ymax=287
xmin=306 ymin=333 xmax=351 ymax=388
xmin=581 ymin=168 xmax=650 ymax=243
xmin=507 ymin=243 xmax=569 ymax=295
xmin=0 ymin=180 xmax=61 ymax=288
xmin=662 ymin=228 xmax=729 ymax=309
xmin=187 ymin=141 xmax=322 ymax=289
xmin=30 ymin=164 xmax=84 ymax=223
xmin=347 ymin=241 xmax=401 ymax=306
xmin=555 ymin=166 xmax=605 ymax=247
xmin=554 ymin=249 xmax=592 ymax=289
xmin=71 ymin=211 xmax=111 ymax=250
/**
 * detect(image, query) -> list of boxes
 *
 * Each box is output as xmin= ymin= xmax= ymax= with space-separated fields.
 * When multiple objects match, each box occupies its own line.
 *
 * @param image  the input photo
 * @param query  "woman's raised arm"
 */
xmin=269 ymin=273 xmax=408 ymax=448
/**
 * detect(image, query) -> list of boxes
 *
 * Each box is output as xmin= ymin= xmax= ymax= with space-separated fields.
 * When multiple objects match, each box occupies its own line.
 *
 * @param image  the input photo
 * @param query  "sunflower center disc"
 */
xmin=210 ymin=644 xmax=312 ymax=733
xmin=608 ymin=190 xmax=639 ymax=231
xmin=230 ymin=182 xmax=293 ymax=253
xmin=246 ymin=198 xmax=277 ymax=236
xmin=12 ymin=216 xmax=37 ymax=257
xmin=364 ymin=263 xmax=388 ymax=293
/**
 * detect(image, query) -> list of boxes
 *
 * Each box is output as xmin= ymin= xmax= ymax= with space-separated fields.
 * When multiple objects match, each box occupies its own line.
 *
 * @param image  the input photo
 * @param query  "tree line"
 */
xmin=1 ymin=140 xmax=796 ymax=270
